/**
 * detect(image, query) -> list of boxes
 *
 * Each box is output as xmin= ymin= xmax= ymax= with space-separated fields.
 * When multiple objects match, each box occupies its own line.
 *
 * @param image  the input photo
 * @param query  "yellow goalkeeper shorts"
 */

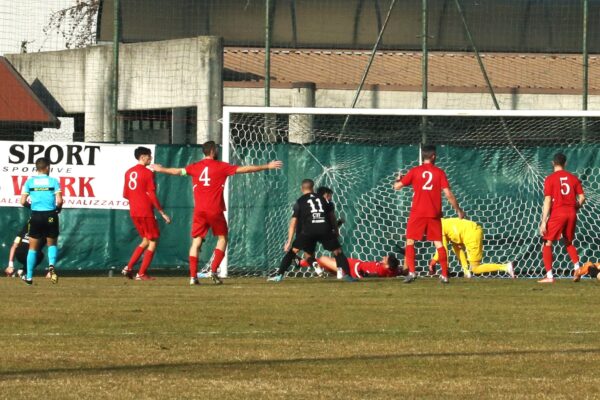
xmin=464 ymin=226 xmax=484 ymax=263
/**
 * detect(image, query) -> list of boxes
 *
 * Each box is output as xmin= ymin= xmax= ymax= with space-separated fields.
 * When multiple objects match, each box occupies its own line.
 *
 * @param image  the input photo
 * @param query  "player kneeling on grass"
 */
xmin=269 ymin=179 xmax=354 ymax=282
xmin=299 ymin=253 xmax=406 ymax=279
xmin=428 ymin=218 xmax=515 ymax=279
xmin=4 ymin=224 xmax=46 ymax=279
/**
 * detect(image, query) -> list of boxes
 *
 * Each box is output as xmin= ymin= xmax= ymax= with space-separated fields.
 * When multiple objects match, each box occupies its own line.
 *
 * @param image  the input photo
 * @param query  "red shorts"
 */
xmin=192 ymin=211 xmax=228 ymax=238
xmin=348 ymin=259 xmax=363 ymax=279
xmin=406 ymin=216 xmax=442 ymax=241
xmin=131 ymin=216 xmax=160 ymax=240
xmin=543 ymin=212 xmax=577 ymax=242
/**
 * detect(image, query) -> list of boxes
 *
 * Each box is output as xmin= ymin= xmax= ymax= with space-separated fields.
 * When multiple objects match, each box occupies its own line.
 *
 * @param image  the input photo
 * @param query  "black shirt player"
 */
xmin=5 ymin=225 xmax=46 ymax=278
xmin=269 ymin=179 xmax=353 ymax=282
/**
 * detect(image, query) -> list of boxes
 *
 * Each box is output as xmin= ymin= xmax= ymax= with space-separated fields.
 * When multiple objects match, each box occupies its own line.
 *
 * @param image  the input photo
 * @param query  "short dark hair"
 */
xmin=553 ymin=153 xmax=567 ymax=167
xmin=387 ymin=254 xmax=400 ymax=270
xmin=301 ymin=179 xmax=315 ymax=190
xmin=35 ymin=157 xmax=50 ymax=171
xmin=421 ymin=145 xmax=436 ymax=161
xmin=317 ymin=186 xmax=333 ymax=197
xmin=134 ymin=146 xmax=152 ymax=160
xmin=203 ymin=141 xmax=217 ymax=156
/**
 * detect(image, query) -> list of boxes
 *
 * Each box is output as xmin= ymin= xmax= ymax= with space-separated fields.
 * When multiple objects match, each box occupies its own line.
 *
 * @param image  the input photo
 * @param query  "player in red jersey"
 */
xmin=299 ymin=254 xmax=406 ymax=279
xmin=122 ymin=147 xmax=171 ymax=281
xmin=121 ymin=146 xmax=171 ymax=281
xmin=152 ymin=141 xmax=282 ymax=285
xmin=538 ymin=153 xmax=585 ymax=283
xmin=393 ymin=145 xmax=465 ymax=283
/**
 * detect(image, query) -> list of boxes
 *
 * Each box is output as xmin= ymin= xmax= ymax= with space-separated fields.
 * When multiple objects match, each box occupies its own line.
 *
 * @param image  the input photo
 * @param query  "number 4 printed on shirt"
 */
xmin=199 ymin=167 xmax=211 ymax=186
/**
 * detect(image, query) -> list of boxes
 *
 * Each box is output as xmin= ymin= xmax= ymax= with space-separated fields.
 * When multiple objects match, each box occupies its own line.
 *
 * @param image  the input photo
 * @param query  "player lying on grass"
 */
xmin=573 ymin=261 xmax=600 ymax=282
xmin=4 ymin=224 xmax=46 ymax=279
xmin=297 ymin=253 xmax=406 ymax=279
xmin=428 ymin=218 xmax=515 ymax=278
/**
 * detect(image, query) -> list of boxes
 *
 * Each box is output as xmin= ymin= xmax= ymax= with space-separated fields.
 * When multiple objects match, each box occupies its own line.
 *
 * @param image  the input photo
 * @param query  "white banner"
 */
xmin=0 ymin=142 xmax=156 ymax=210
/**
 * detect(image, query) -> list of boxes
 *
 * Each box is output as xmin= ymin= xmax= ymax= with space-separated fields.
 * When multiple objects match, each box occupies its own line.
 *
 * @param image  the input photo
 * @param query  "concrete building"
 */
xmin=2 ymin=0 xmax=599 ymax=143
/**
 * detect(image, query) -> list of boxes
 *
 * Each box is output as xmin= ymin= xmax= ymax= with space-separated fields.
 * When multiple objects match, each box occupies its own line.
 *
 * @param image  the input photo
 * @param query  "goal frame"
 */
xmin=220 ymin=106 xmax=600 ymax=277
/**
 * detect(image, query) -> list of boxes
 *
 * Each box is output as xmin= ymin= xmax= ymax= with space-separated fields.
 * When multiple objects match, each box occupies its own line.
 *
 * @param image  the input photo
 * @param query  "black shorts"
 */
xmin=28 ymin=211 xmax=60 ymax=239
xmin=15 ymin=246 xmax=44 ymax=268
xmin=293 ymin=232 xmax=341 ymax=254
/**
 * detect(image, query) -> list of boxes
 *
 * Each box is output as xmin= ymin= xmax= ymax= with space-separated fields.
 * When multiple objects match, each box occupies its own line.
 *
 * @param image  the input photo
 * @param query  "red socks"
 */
xmin=138 ymin=249 xmax=154 ymax=276
xmin=437 ymin=246 xmax=449 ymax=278
xmin=542 ymin=245 xmax=553 ymax=272
xmin=406 ymin=245 xmax=415 ymax=274
xmin=211 ymin=249 xmax=226 ymax=273
xmin=127 ymin=246 xmax=145 ymax=270
xmin=566 ymin=244 xmax=580 ymax=264
xmin=189 ymin=256 xmax=198 ymax=278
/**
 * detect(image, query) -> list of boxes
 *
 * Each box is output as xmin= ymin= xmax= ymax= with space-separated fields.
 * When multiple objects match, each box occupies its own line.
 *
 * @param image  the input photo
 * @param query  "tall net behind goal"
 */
xmin=222 ymin=108 xmax=600 ymax=279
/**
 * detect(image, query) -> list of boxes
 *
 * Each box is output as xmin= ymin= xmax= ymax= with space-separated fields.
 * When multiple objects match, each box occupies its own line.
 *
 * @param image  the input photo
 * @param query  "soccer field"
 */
xmin=1 ymin=277 xmax=599 ymax=399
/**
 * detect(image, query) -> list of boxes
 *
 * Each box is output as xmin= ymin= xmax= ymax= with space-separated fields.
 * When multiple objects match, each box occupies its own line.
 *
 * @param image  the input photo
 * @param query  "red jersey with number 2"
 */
xmin=544 ymin=170 xmax=583 ymax=215
xmin=400 ymin=163 xmax=449 ymax=218
xmin=123 ymin=164 xmax=161 ymax=217
xmin=185 ymin=159 xmax=238 ymax=213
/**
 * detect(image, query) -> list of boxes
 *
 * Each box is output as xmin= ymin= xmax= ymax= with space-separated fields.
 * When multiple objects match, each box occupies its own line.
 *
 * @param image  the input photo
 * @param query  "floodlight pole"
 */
xmin=111 ymin=0 xmax=120 ymax=142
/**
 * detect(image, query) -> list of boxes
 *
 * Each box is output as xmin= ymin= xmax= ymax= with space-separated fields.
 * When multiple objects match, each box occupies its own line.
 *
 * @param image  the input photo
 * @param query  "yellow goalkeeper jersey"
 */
xmin=441 ymin=218 xmax=481 ymax=245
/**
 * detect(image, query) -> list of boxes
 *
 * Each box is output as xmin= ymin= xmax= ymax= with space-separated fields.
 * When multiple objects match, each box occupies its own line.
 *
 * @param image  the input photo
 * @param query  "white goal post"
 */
xmin=220 ymin=106 xmax=600 ymax=279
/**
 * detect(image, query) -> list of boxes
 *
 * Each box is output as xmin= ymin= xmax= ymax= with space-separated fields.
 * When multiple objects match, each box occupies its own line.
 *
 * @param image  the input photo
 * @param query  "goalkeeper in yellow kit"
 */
xmin=429 ymin=218 xmax=515 ymax=278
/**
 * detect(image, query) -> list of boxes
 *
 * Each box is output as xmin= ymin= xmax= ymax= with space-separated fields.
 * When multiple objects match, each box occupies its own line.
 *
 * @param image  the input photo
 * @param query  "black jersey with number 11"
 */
xmin=292 ymin=193 xmax=335 ymax=235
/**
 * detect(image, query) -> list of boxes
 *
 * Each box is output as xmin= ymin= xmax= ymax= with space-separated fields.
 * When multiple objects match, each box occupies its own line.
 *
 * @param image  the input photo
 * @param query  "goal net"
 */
xmin=220 ymin=107 xmax=600 ymax=279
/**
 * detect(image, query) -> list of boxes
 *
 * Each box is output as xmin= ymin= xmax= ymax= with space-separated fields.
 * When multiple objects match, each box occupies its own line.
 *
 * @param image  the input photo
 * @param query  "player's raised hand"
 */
xmin=268 ymin=160 xmax=283 ymax=170
xmin=149 ymin=163 xmax=163 ymax=172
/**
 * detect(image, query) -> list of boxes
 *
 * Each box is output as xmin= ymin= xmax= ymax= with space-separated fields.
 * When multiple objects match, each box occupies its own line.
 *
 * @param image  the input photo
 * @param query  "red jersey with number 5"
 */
xmin=185 ymin=159 xmax=238 ymax=213
xmin=123 ymin=164 xmax=162 ymax=217
xmin=544 ymin=170 xmax=583 ymax=215
xmin=400 ymin=163 xmax=449 ymax=218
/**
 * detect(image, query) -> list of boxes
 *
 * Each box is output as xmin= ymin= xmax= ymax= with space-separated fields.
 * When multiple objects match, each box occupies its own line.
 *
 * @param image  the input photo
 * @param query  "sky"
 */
xmin=0 ymin=0 xmax=76 ymax=55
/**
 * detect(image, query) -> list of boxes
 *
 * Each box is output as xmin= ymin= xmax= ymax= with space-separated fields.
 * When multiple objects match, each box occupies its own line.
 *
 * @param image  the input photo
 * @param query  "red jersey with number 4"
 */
xmin=185 ymin=159 xmax=238 ymax=213
xmin=123 ymin=164 xmax=162 ymax=217
xmin=544 ymin=170 xmax=583 ymax=215
xmin=400 ymin=163 xmax=449 ymax=218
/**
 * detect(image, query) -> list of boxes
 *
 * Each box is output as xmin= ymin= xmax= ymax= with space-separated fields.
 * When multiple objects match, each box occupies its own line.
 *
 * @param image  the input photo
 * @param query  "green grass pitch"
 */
xmin=1 ymin=276 xmax=599 ymax=399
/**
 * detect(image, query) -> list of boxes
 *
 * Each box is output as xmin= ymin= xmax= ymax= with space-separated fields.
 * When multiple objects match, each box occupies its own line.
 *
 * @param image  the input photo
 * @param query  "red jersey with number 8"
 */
xmin=544 ymin=170 xmax=583 ymax=215
xmin=123 ymin=164 xmax=161 ymax=217
xmin=400 ymin=163 xmax=450 ymax=218
xmin=185 ymin=159 xmax=239 ymax=213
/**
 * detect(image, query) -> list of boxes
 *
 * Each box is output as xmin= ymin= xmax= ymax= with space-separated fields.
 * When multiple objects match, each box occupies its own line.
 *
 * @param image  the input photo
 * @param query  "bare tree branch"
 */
xmin=43 ymin=0 xmax=100 ymax=49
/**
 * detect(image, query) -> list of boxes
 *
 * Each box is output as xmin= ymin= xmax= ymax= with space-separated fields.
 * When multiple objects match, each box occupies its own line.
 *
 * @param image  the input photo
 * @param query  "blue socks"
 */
xmin=26 ymin=250 xmax=37 ymax=280
xmin=48 ymin=245 xmax=58 ymax=266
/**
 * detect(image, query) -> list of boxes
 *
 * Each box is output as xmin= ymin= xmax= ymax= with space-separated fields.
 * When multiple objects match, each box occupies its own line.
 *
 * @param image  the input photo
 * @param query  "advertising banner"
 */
xmin=0 ymin=142 xmax=155 ymax=210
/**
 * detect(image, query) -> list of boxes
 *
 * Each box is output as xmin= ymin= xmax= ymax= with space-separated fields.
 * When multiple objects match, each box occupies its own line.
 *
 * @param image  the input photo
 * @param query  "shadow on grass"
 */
xmin=2 ymin=347 xmax=600 ymax=379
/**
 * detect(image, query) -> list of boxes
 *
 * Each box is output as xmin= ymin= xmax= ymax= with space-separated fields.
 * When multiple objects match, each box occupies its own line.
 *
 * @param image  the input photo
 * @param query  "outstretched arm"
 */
xmin=393 ymin=173 xmax=405 ymax=190
xmin=236 ymin=160 xmax=282 ymax=174
xmin=151 ymin=164 xmax=186 ymax=176
xmin=442 ymin=188 xmax=465 ymax=219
